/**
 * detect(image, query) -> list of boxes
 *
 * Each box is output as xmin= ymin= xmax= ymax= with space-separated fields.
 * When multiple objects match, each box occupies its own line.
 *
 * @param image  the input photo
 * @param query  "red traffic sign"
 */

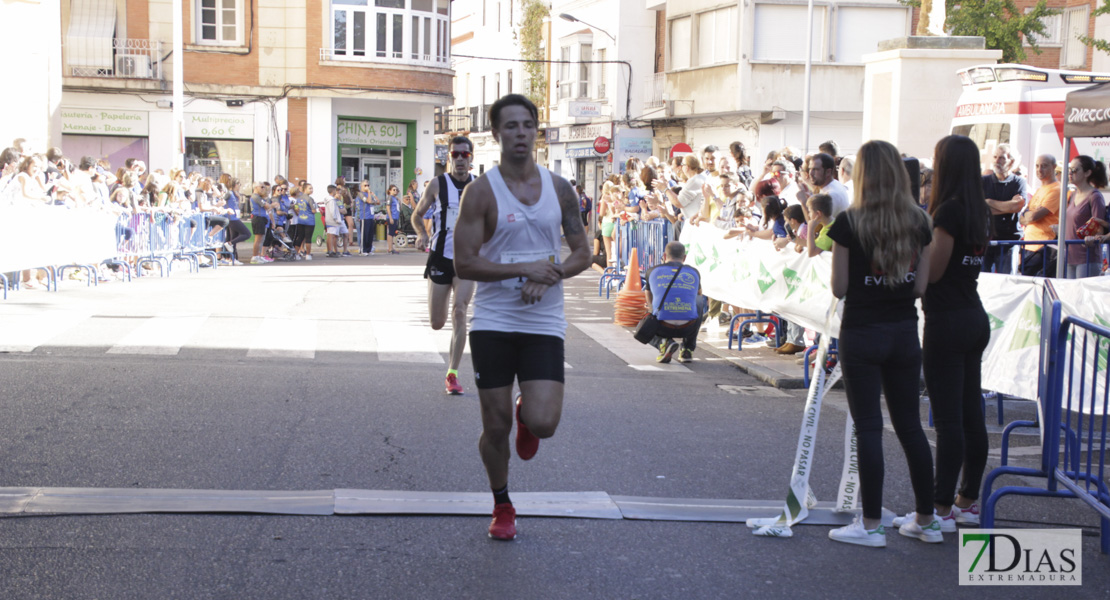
xmin=670 ymin=142 xmax=693 ymax=158
xmin=593 ymin=136 xmax=611 ymax=154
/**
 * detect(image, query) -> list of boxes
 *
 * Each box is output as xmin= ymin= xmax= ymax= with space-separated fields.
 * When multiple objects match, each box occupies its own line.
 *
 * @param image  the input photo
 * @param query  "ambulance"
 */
xmin=950 ymin=63 xmax=1110 ymax=185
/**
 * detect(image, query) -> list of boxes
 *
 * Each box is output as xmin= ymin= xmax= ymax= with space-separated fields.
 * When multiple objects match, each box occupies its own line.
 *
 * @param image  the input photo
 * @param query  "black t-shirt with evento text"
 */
xmin=826 ymin=212 xmax=932 ymax=329
xmin=923 ymin=199 xmax=987 ymax=313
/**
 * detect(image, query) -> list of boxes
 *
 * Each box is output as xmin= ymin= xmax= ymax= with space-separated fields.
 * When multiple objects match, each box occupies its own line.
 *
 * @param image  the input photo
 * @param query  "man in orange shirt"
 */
xmin=1019 ymin=154 xmax=1061 ymax=276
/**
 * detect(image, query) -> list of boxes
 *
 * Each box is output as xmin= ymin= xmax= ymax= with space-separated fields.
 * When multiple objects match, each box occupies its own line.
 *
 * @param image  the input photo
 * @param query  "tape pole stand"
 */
xmin=749 ymin=298 xmax=844 ymax=537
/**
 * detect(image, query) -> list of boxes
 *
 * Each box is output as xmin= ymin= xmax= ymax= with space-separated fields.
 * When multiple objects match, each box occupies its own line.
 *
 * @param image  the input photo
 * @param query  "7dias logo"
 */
xmin=960 ymin=529 xmax=1082 ymax=586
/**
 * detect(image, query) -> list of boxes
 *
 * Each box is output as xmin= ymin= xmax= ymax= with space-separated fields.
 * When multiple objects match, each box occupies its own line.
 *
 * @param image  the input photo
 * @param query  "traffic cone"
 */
xmin=625 ymin=248 xmax=641 ymax=291
xmin=613 ymin=248 xmax=649 ymax=326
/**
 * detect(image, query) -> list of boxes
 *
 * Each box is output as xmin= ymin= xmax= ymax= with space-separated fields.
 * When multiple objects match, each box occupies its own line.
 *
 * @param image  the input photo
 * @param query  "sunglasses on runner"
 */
xmin=450 ymin=151 xmax=472 ymax=159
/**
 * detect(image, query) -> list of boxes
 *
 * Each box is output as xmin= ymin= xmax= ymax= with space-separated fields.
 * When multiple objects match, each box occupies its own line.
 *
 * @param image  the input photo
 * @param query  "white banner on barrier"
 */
xmin=680 ymin=223 xmax=1110 ymax=409
xmin=0 ymin=206 xmax=118 ymax=273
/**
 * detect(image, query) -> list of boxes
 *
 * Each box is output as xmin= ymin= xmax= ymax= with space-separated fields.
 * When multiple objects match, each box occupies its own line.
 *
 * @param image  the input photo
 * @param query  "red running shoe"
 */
xmin=445 ymin=373 xmax=463 ymax=395
xmin=488 ymin=503 xmax=517 ymax=540
xmin=515 ymin=395 xmax=539 ymax=460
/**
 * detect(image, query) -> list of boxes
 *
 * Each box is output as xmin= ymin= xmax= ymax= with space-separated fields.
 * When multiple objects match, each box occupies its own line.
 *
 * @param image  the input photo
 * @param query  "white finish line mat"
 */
xmin=0 ymin=488 xmax=887 ymax=525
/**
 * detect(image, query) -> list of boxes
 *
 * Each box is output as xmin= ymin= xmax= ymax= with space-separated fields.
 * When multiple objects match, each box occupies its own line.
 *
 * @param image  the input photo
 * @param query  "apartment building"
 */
xmin=58 ymin=0 xmax=453 ymax=198
xmin=439 ymin=0 xmax=656 ymax=201
xmin=645 ymin=0 xmax=918 ymax=162
xmin=437 ymin=0 xmax=523 ymax=176
xmin=1020 ymin=0 xmax=1110 ymax=73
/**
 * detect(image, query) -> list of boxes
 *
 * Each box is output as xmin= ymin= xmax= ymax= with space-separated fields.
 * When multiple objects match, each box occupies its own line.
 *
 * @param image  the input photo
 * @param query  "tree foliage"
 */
xmin=516 ymin=0 xmax=549 ymax=112
xmin=1078 ymin=0 xmax=1110 ymax=57
xmin=901 ymin=0 xmax=1056 ymax=63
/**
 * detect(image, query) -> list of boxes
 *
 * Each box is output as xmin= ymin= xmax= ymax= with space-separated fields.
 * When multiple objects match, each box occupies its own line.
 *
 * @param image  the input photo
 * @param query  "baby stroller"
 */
xmin=393 ymin=213 xmax=419 ymax=248
xmin=265 ymin=209 xmax=298 ymax=261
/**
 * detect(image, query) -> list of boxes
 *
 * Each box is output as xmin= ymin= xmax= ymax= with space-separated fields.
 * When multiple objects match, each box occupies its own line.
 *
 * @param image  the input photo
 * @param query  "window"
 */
xmin=331 ymin=0 xmax=450 ymax=66
xmin=495 ymin=72 xmax=500 ymax=99
xmin=752 ymin=4 xmax=825 ymax=62
xmin=597 ymin=48 xmax=607 ymax=99
xmin=507 ymin=70 xmax=512 ymax=94
xmin=1061 ymin=6 xmax=1090 ymax=68
xmin=579 ymin=44 xmax=592 ymax=98
xmin=669 ymin=16 xmax=691 ymax=70
xmin=835 ymin=7 xmax=908 ymax=63
xmin=696 ymin=7 xmax=737 ymax=66
xmin=198 ymin=0 xmax=240 ymax=45
xmin=559 ymin=46 xmax=572 ymax=100
xmin=1025 ymin=9 xmax=1063 ymax=47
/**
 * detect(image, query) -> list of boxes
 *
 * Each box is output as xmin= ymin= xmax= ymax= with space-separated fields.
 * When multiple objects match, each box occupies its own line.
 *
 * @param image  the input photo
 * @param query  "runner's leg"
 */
xmin=427 ymin=280 xmax=451 ymax=330
xmin=517 ymin=379 xmax=564 ymax=440
xmin=478 ymin=386 xmax=515 ymax=490
xmin=449 ymin=278 xmax=476 ymax=372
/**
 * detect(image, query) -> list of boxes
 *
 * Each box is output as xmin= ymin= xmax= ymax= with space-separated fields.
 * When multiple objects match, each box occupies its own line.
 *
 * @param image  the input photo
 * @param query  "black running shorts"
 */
xmin=469 ymin=331 xmax=565 ymax=389
xmin=423 ymin=253 xmax=455 ymax=285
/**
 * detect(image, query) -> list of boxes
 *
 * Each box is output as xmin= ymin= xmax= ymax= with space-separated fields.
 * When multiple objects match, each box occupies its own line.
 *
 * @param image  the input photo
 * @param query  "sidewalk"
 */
xmin=694 ymin=320 xmax=814 ymax=390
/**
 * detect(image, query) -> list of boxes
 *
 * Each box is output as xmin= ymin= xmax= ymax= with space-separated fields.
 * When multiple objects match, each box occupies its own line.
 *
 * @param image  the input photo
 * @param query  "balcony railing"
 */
xmin=434 ymin=105 xmax=489 ymax=134
xmin=644 ymin=72 xmax=665 ymax=109
xmin=67 ymin=39 xmax=163 ymax=80
xmin=319 ymin=47 xmax=449 ymax=69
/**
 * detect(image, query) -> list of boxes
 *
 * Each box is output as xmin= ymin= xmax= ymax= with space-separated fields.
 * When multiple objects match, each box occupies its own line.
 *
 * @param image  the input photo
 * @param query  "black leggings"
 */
xmin=923 ymin=307 xmax=990 ymax=506
xmin=361 ymin=218 xmax=376 ymax=253
xmin=226 ymin=220 xmax=251 ymax=260
xmin=291 ymin=222 xmax=307 ymax=248
xmin=839 ymin=319 xmax=934 ymax=520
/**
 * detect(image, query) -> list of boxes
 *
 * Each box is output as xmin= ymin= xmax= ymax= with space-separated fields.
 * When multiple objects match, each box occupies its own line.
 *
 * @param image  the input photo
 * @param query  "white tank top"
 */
xmin=471 ymin=165 xmax=566 ymax=339
xmin=432 ymin=173 xmax=471 ymax=260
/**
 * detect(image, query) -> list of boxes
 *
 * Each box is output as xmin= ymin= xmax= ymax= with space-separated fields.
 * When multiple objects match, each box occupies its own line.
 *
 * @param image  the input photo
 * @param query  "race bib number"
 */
xmin=500 ymin=249 xmax=558 ymax=290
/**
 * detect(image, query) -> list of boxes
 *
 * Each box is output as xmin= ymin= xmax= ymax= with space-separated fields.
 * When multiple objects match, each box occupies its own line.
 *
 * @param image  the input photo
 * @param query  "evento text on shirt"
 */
xmin=962 ymin=255 xmax=985 ymax=266
xmin=864 ymin=272 xmax=915 ymax=286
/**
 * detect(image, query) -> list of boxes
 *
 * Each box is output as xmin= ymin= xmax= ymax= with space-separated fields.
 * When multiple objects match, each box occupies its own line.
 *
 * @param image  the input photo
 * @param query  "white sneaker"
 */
xmin=250 ymin=256 xmax=265 ymax=264
xmin=304 ymin=254 xmax=313 ymax=261
xmin=898 ymin=516 xmax=944 ymax=543
xmin=893 ymin=510 xmax=956 ymax=533
xmin=829 ymin=517 xmax=886 ymax=548
xmin=232 ymin=259 xmax=244 ymax=266
xmin=952 ymin=502 xmax=980 ymax=526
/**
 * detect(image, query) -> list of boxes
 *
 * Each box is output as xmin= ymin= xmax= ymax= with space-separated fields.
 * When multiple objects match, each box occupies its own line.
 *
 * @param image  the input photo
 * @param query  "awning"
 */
xmin=1063 ymin=81 xmax=1110 ymax=138
xmin=66 ymin=0 xmax=118 ymax=71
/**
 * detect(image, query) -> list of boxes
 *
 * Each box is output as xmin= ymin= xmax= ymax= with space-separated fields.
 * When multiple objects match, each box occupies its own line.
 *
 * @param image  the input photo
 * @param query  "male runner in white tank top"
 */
xmin=413 ymin=136 xmax=476 ymax=395
xmin=454 ymin=94 xmax=591 ymax=541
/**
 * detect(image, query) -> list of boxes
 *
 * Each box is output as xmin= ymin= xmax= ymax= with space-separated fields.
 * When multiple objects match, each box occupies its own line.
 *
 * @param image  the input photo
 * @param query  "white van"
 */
xmin=950 ymin=64 xmax=1110 ymax=184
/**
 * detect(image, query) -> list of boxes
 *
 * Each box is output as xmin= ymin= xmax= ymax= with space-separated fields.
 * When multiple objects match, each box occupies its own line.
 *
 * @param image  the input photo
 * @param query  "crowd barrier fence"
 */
xmin=598 ymin=220 xmax=673 ymax=298
xmin=990 ymin=239 xmax=1105 ymax=278
xmin=981 ymin=281 xmax=1110 ymax=554
xmin=1 ymin=206 xmax=228 ymax=299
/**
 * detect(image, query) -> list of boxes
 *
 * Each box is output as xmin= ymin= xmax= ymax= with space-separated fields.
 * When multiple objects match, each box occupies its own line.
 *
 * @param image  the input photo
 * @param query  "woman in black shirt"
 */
xmin=826 ymin=140 xmax=938 ymax=547
xmin=903 ymin=135 xmax=990 ymax=532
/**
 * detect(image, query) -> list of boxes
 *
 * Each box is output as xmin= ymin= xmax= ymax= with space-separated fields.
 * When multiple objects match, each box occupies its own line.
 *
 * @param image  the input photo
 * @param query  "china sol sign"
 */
xmin=337 ymin=119 xmax=408 ymax=146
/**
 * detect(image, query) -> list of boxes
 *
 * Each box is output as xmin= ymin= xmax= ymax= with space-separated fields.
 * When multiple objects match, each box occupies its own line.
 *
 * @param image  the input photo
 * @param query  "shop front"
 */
xmin=184 ymin=112 xmax=255 ymax=184
xmin=336 ymin=118 xmax=414 ymax=201
xmin=60 ymin=107 xmax=149 ymax=168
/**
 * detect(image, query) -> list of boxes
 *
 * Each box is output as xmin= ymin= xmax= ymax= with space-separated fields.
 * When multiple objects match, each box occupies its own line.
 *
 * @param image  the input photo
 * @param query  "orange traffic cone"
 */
xmin=625 ymin=248 xmax=641 ymax=291
xmin=614 ymin=248 xmax=649 ymax=326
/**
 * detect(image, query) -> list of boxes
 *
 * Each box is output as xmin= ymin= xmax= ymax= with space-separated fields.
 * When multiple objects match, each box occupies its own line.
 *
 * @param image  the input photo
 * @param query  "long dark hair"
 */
xmin=762 ymin=196 xmax=786 ymax=227
xmin=1074 ymin=155 xmax=1110 ymax=189
xmin=929 ymin=135 xmax=989 ymax=247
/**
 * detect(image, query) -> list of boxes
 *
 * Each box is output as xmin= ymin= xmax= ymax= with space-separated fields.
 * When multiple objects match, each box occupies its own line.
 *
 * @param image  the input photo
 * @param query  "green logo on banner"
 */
xmin=708 ymin=244 xmax=720 ymax=271
xmin=1008 ymin=301 xmax=1042 ymax=352
xmin=1094 ymin=315 xmax=1110 ymax=372
xmin=758 ymin=263 xmax=775 ymax=294
xmin=783 ymin=268 xmax=801 ymax=298
xmin=987 ymin=312 xmax=1005 ymax=331
xmin=690 ymin=242 xmax=707 ymax=266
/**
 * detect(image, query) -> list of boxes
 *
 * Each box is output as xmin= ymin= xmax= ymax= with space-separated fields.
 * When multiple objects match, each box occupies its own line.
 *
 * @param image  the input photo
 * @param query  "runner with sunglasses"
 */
xmin=413 ymin=136 xmax=478 ymax=395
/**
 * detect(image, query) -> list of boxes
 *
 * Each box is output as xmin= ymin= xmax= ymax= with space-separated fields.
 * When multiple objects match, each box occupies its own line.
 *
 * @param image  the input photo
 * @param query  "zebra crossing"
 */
xmin=0 ymin=309 xmax=693 ymax=371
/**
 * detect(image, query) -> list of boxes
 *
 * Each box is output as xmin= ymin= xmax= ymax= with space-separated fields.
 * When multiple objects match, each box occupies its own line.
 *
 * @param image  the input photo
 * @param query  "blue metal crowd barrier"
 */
xmin=989 ymin=239 xmax=1106 ymax=278
xmin=981 ymin=281 xmax=1110 ymax=554
xmin=599 ymin=219 xmax=673 ymax=298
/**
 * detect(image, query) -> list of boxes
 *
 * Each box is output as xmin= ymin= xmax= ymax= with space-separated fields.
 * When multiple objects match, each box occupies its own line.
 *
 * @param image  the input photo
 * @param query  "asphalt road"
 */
xmin=0 ymin=250 xmax=1106 ymax=599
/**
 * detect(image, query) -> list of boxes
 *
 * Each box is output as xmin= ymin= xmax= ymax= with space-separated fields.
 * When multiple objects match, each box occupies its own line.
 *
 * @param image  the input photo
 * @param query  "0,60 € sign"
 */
xmin=185 ymin=113 xmax=255 ymax=139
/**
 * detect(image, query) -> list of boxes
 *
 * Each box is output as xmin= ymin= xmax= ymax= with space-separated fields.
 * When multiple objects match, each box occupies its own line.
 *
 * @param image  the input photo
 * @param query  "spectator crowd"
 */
xmin=0 ymin=140 xmax=425 ymax=290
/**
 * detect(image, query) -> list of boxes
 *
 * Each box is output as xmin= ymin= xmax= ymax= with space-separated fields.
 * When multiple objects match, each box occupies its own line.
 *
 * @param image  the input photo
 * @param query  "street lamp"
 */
xmin=558 ymin=13 xmax=616 ymax=42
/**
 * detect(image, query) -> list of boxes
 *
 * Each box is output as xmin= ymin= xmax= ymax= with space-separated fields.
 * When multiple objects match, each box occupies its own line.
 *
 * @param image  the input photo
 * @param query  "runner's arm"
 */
xmin=453 ymin=179 xmax=563 ymax=285
xmin=555 ymin=177 xmax=592 ymax=280
xmin=412 ymin=177 xmax=439 ymax=247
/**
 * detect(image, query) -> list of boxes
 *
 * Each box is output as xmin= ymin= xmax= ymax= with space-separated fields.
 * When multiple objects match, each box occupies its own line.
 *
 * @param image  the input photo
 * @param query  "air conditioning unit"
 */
xmin=115 ymin=54 xmax=152 ymax=78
